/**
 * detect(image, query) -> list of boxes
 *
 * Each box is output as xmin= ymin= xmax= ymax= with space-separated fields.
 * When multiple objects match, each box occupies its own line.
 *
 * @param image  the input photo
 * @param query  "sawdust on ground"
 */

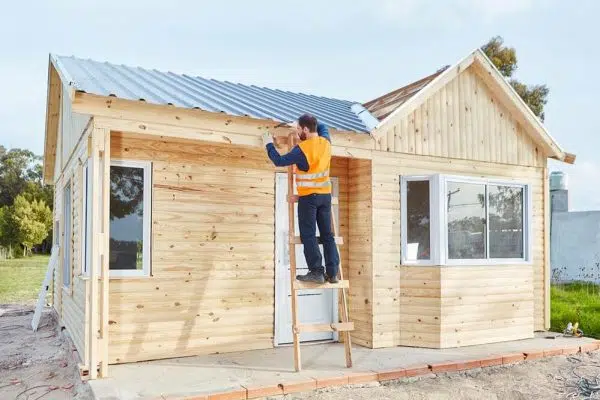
xmin=0 ymin=304 xmax=93 ymax=400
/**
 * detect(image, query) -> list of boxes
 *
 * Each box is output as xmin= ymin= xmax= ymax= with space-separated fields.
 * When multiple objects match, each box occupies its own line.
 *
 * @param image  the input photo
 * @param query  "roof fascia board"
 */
xmin=471 ymin=49 xmax=566 ymax=162
xmin=49 ymin=53 xmax=75 ymax=100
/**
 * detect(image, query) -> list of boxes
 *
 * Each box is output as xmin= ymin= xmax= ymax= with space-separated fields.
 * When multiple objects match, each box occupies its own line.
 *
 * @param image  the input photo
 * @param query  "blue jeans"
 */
xmin=297 ymin=193 xmax=340 ymax=278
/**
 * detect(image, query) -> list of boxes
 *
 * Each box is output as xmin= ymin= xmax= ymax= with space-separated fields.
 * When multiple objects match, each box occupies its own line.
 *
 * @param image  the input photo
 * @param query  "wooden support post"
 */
xmin=287 ymin=133 xmax=301 ymax=372
xmin=99 ymin=128 xmax=110 ymax=377
xmin=87 ymin=127 xmax=102 ymax=380
xmin=543 ymin=167 xmax=551 ymax=330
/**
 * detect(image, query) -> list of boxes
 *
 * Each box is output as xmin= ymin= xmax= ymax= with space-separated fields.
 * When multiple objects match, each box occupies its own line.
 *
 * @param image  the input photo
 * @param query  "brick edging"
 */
xmin=164 ymin=341 xmax=600 ymax=400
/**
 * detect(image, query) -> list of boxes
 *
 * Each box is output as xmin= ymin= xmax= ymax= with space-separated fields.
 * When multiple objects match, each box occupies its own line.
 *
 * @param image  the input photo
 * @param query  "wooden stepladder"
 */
xmin=286 ymin=133 xmax=353 ymax=372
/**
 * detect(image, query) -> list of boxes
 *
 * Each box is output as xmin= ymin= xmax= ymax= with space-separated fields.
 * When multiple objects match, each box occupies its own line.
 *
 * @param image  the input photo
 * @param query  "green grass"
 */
xmin=551 ymin=282 xmax=600 ymax=339
xmin=0 ymin=255 xmax=50 ymax=304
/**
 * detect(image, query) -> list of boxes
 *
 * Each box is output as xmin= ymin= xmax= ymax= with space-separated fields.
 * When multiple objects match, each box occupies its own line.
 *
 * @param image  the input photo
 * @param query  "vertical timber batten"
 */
xmin=100 ymin=128 xmax=110 ymax=377
xmin=87 ymin=126 xmax=110 ymax=378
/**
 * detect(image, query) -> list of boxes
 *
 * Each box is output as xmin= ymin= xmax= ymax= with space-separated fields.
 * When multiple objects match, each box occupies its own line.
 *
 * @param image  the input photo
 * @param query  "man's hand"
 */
xmin=262 ymin=131 xmax=273 ymax=147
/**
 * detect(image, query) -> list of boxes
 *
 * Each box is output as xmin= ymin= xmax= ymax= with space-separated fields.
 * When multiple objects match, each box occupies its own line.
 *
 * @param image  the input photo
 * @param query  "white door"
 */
xmin=274 ymin=173 xmax=339 ymax=345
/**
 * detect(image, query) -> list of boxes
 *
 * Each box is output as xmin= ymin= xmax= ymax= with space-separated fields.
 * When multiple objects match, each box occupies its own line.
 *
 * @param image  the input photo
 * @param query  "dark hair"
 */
xmin=298 ymin=114 xmax=317 ymax=132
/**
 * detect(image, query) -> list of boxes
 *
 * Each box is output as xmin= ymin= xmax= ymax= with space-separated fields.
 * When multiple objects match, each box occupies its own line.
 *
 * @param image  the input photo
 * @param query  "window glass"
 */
xmin=406 ymin=180 xmax=431 ymax=260
xmin=109 ymin=165 xmax=145 ymax=271
xmin=447 ymin=182 xmax=486 ymax=259
xmin=488 ymin=185 xmax=524 ymax=259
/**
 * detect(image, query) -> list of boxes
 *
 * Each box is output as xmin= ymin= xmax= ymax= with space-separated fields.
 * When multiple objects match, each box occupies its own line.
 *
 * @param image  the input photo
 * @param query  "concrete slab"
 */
xmin=89 ymin=333 xmax=597 ymax=400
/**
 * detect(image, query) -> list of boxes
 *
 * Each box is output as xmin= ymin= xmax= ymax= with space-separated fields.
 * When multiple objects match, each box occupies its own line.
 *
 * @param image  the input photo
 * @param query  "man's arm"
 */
xmin=317 ymin=122 xmax=331 ymax=142
xmin=265 ymin=143 xmax=309 ymax=170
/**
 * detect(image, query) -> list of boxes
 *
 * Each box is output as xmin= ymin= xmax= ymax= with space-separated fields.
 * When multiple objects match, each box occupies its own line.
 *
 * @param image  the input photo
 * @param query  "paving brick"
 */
xmin=429 ymin=361 xmax=459 ymax=373
xmin=524 ymin=350 xmax=545 ymax=360
xmin=404 ymin=365 xmax=432 ymax=377
xmin=377 ymin=368 xmax=407 ymax=381
xmin=562 ymin=346 xmax=581 ymax=356
xmin=502 ymin=353 xmax=525 ymax=364
xmin=455 ymin=359 xmax=482 ymax=371
xmin=544 ymin=348 xmax=564 ymax=358
xmin=279 ymin=379 xmax=317 ymax=394
xmin=208 ymin=389 xmax=246 ymax=400
xmin=314 ymin=375 xmax=349 ymax=389
xmin=348 ymin=372 xmax=378 ymax=384
xmin=581 ymin=342 xmax=600 ymax=353
xmin=245 ymin=384 xmax=283 ymax=399
xmin=480 ymin=356 xmax=503 ymax=367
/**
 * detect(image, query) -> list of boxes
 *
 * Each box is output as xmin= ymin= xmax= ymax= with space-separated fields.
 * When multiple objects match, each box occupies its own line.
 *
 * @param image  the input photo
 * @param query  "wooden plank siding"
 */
xmin=52 ymin=127 xmax=89 ymax=361
xmin=107 ymin=132 xmax=357 ymax=363
xmin=375 ymin=66 xmax=544 ymax=169
xmin=348 ymin=159 xmax=373 ymax=347
xmin=371 ymin=150 xmax=543 ymax=348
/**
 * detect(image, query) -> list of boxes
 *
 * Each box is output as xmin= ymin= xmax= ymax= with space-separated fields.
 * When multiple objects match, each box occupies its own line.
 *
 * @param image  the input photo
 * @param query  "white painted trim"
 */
xmin=81 ymin=159 xmax=92 ymax=276
xmin=400 ymin=175 xmax=438 ymax=265
xmin=62 ymin=180 xmax=72 ymax=289
xmin=108 ymin=159 xmax=152 ymax=278
xmin=400 ymin=173 xmax=532 ymax=266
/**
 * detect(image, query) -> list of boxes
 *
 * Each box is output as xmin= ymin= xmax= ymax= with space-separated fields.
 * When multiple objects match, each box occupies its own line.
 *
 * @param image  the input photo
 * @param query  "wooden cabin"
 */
xmin=42 ymin=49 xmax=574 ymax=379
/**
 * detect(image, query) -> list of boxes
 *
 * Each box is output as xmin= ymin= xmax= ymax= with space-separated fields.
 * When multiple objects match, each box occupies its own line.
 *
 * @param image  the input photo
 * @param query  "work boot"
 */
xmin=296 ymin=270 xmax=325 ymax=284
xmin=325 ymin=274 xmax=339 ymax=284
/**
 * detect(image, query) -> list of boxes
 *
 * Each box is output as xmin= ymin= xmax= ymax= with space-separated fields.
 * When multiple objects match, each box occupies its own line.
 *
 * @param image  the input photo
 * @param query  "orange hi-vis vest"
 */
xmin=295 ymin=136 xmax=332 ymax=196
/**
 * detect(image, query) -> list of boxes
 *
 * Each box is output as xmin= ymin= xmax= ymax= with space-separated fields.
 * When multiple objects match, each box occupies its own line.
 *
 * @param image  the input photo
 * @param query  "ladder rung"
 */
xmin=288 ymin=195 xmax=339 ymax=205
xmin=293 ymin=280 xmax=349 ymax=290
xmin=295 ymin=322 xmax=354 ymax=333
xmin=290 ymin=236 xmax=343 ymax=245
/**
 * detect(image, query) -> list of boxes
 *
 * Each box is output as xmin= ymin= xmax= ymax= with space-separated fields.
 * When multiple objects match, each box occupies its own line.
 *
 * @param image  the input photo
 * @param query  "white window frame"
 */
xmin=401 ymin=174 xmax=532 ymax=266
xmin=109 ymin=159 xmax=152 ymax=278
xmin=81 ymin=159 xmax=92 ymax=276
xmin=400 ymin=175 xmax=440 ymax=266
xmin=62 ymin=180 xmax=72 ymax=289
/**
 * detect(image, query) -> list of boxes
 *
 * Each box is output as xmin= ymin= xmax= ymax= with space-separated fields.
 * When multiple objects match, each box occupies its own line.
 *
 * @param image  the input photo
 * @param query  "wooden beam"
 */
xmin=87 ymin=126 xmax=103 ymax=380
xmin=543 ymin=167 xmax=551 ymax=330
xmin=99 ymin=127 xmax=110 ymax=378
xmin=74 ymin=93 xmax=374 ymax=159
xmin=43 ymin=63 xmax=61 ymax=184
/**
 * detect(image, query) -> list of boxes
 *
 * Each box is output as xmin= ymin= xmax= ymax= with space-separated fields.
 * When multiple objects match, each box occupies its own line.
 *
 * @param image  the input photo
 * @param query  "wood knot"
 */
xmin=174 ymin=302 xmax=181 ymax=306
xmin=139 ymin=124 xmax=147 ymax=130
xmin=136 ymin=305 xmax=144 ymax=309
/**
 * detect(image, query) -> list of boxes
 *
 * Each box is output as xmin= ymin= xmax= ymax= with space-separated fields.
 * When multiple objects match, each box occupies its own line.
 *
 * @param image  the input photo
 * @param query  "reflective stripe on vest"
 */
xmin=295 ymin=170 xmax=329 ymax=180
xmin=296 ymin=180 xmax=332 ymax=188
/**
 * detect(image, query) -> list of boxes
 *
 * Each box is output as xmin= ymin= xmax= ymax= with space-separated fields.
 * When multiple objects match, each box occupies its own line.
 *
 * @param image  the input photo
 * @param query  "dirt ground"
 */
xmin=294 ymin=353 xmax=600 ymax=400
xmin=2 ymin=305 xmax=600 ymax=400
xmin=0 ymin=304 xmax=93 ymax=400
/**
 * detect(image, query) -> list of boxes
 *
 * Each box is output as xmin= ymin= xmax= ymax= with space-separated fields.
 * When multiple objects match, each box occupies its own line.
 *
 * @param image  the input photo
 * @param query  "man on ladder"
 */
xmin=262 ymin=113 xmax=339 ymax=284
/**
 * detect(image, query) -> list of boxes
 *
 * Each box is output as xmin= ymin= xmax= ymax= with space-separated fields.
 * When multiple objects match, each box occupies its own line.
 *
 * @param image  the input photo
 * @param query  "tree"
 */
xmin=481 ymin=36 xmax=549 ymax=121
xmin=10 ymin=195 xmax=52 ymax=257
xmin=0 ymin=149 xmax=41 ymax=207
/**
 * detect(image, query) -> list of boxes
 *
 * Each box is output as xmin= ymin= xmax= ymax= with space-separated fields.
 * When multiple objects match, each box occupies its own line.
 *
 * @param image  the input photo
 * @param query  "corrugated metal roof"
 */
xmin=363 ymin=66 xmax=450 ymax=120
xmin=54 ymin=55 xmax=372 ymax=133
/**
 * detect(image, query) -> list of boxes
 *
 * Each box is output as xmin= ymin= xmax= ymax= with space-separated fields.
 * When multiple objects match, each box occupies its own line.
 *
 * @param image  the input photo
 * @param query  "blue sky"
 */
xmin=0 ymin=0 xmax=598 ymax=210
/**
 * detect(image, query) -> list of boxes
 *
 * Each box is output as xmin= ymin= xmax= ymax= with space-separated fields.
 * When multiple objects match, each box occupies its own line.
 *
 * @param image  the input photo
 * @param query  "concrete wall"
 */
xmin=551 ymin=211 xmax=600 ymax=283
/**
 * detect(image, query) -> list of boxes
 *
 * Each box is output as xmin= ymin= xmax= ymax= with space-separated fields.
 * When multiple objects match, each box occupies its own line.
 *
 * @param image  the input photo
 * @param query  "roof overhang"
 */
xmin=370 ymin=48 xmax=575 ymax=164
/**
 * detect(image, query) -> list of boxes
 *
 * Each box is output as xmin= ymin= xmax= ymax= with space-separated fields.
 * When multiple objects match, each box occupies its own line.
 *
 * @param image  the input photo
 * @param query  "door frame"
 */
xmin=274 ymin=172 xmax=340 ymax=346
